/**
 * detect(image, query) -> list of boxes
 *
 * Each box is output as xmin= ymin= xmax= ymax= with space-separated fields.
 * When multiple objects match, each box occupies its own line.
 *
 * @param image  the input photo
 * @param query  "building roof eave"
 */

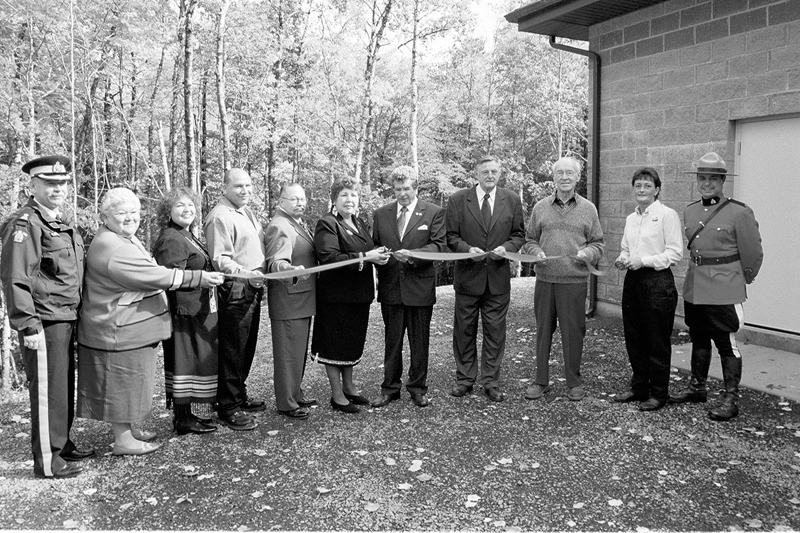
xmin=505 ymin=0 xmax=667 ymax=41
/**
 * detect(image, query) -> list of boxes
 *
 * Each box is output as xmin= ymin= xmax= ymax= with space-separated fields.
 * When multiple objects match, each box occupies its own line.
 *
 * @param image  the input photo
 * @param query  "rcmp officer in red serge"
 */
xmin=0 ymin=155 xmax=95 ymax=478
xmin=670 ymin=152 xmax=763 ymax=421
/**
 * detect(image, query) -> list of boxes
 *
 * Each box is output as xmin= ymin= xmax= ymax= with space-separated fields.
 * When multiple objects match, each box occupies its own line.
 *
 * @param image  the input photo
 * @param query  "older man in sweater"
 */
xmin=523 ymin=157 xmax=604 ymax=402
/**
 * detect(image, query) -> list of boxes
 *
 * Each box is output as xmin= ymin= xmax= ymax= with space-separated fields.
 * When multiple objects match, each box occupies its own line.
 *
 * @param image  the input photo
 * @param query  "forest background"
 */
xmin=0 ymin=0 xmax=589 ymax=388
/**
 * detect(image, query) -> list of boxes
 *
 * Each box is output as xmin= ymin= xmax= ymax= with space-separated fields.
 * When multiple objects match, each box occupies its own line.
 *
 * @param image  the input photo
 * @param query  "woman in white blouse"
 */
xmin=613 ymin=167 xmax=683 ymax=412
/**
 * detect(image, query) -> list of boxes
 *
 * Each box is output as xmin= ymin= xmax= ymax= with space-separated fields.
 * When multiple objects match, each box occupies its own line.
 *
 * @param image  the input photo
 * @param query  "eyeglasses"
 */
xmin=554 ymin=170 xmax=576 ymax=177
xmin=281 ymin=197 xmax=307 ymax=203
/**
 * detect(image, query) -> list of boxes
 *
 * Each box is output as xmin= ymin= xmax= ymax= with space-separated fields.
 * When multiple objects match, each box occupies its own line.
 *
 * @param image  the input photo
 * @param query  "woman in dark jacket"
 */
xmin=153 ymin=187 xmax=220 ymax=435
xmin=312 ymin=177 xmax=389 ymax=413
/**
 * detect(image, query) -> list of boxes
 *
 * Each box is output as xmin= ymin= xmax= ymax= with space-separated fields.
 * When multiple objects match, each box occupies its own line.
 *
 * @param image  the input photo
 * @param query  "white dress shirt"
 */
xmin=619 ymin=200 xmax=683 ymax=270
xmin=476 ymin=185 xmax=496 ymax=214
xmin=397 ymin=197 xmax=418 ymax=238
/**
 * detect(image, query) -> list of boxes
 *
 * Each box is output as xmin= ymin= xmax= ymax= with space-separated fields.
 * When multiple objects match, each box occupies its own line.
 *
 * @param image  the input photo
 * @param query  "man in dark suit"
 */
xmin=265 ymin=183 xmax=318 ymax=419
xmin=370 ymin=166 xmax=446 ymax=408
xmin=445 ymin=155 xmax=526 ymax=402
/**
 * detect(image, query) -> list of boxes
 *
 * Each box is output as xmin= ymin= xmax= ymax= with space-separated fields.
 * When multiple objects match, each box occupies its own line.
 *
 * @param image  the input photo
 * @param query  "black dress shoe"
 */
xmin=175 ymin=418 xmax=218 ymax=435
xmin=410 ymin=393 xmax=429 ymax=407
xmin=61 ymin=447 xmax=97 ymax=462
xmin=669 ymin=390 xmax=708 ymax=404
xmin=614 ymin=391 xmax=648 ymax=403
xmin=279 ymin=407 xmax=310 ymax=419
xmin=298 ymin=398 xmax=318 ymax=408
xmin=35 ymin=462 xmax=83 ymax=479
xmin=370 ymin=393 xmax=401 ymax=408
xmin=343 ymin=392 xmax=371 ymax=405
xmin=450 ymin=384 xmax=473 ymax=397
xmin=483 ymin=387 xmax=505 ymax=402
xmin=639 ymin=398 xmax=667 ymax=411
xmin=242 ymin=397 xmax=267 ymax=412
xmin=330 ymin=398 xmax=360 ymax=413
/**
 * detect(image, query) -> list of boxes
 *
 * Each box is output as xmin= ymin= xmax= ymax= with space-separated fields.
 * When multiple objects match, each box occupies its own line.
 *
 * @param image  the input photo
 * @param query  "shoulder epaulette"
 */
xmin=687 ymin=200 xmax=701 ymax=206
xmin=728 ymin=199 xmax=747 ymax=207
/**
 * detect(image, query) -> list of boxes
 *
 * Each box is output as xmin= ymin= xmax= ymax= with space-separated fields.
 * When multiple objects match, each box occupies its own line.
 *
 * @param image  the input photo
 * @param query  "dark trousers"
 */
xmin=452 ymin=288 xmax=509 ymax=389
xmin=217 ymin=280 xmax=262 ymax=415
xmin=271 ymin=317 xmax=311 ymax=411
xmin=20 ymin=321 xmax=75 ymax=477
xmin=380 ymin=303 xmax=432 ymax=395
xmin=534 ymin=281 xmax=587 ymax=388
xmin=621 ymin=268 xmax=678 ymax=401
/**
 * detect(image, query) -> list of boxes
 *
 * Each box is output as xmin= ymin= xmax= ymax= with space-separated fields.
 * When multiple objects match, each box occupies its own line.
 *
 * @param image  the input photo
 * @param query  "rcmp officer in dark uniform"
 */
xmin=670 ymin=152 xmax=764 ymax=421
xmin=0 ymin=155 xmax=95 ymax=478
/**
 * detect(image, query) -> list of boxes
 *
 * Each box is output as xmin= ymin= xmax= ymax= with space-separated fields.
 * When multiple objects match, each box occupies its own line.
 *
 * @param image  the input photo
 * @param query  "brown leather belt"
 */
xmin=690 ymin=253 xmax=739 ymax=266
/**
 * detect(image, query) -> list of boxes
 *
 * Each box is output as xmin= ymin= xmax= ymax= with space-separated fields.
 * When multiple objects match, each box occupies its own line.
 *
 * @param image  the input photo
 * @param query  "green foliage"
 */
xmin=0 ymin=0 xmax=588 ymax=236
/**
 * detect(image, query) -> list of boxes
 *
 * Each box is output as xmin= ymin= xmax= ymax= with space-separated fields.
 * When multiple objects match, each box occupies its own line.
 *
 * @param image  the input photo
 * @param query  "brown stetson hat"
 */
xmin=682 ymin=152 xmax=737 ymax=176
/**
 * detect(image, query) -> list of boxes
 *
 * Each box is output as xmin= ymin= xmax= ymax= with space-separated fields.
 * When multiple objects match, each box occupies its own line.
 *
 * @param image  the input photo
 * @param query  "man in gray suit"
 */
xmin=265 ymin=183 xmax=318 ymax=419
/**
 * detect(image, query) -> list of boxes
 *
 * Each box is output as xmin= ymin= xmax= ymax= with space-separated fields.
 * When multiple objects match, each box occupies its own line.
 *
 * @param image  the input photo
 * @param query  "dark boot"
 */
xmin=709 ymin=357 xmax=742 ymax=421
xmin=670 ymin=347 xmax=712 ymax=403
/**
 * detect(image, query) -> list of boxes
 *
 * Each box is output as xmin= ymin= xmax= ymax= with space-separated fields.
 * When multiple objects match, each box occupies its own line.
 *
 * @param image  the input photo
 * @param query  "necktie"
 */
xmin=481 ymin=193 xmax=492 ymax=228
xmin=397 ymin=206 xmax=408 ymax=239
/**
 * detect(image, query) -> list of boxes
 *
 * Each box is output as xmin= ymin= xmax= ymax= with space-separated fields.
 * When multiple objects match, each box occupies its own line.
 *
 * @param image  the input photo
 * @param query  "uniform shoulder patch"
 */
xmin=13 ymin=230 xmax=29 ymax=243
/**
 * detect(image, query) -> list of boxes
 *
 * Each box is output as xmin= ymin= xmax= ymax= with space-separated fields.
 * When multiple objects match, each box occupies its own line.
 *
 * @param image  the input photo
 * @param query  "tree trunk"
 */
xmin=147 ymin=46 xmax=166 ymax=166
xmin=183 ymin=0 xmax=199 ymax=191
xmin=169 ymin=0 xmax=188 ymax=185
xmin=409 ymin=0 xmax=419 ymax=174
xmin=353 ymin=0 xmax=393 ymax=182
xmin=216 ymin=0 xmax=233 ymax=172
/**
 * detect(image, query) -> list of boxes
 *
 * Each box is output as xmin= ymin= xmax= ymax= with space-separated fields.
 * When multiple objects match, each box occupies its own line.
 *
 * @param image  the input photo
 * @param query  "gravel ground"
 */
xmin=1 ymin=278 xmax=799 ymax=531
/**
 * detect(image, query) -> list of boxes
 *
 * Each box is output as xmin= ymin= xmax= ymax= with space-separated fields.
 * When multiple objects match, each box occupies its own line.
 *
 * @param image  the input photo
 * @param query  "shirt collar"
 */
xmin=635 ymin=199 xmax=661 ymax=216
xmin=398 ymin=197 xmax=418 ymax=216
xmin=33 ymin=198 xmax=60 ymax=220
xmin=551 ymin=192 xmax=577 ymax=206
xmin=477 ymin=185 xmax=496 ymax=201
xmin=220 ymin=196 xmax=250 ymax=213
xmin=701 ymin=196 xmax=722 ymax=206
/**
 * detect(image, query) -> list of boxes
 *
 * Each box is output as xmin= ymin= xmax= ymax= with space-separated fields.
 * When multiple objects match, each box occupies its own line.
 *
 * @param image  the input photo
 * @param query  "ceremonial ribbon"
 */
xmin=225 ymin=250 xmax=606 ymax=282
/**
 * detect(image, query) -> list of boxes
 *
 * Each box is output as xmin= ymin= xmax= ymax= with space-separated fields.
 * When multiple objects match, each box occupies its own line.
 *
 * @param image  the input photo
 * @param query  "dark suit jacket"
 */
xmin=373 ymin=199 xmax=446 ymax=306
xmin=446 ymin=186 xmax=526 ymax=296
xmin=265 ymin=209 xmax=316 ymax=320
xmin=314 ymin=213 xmax=376 ymax=304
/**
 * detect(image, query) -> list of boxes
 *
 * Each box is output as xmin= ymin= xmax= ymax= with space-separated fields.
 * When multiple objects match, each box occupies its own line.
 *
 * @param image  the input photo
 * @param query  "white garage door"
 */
xmin=735 ymin=117 xmax=800 ymax=335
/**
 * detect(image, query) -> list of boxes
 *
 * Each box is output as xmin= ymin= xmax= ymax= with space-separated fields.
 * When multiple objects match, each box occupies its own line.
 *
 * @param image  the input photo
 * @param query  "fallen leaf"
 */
xmin=611 ymin=427 xmax=622 ymax=431
xmin=248 ymin=469 xmax=256 ymax=474
xmin=567 ymin=520 xmax=576 ymax=527
xmin=83 ymin=488 xmax=97 ymax=495
xmin=417 ymin=473 xmax=432 ymax=482
xmin=464 ymin=501 xmax=478 ymax=508
xmin=317 ymin=487 xmax=331 ymax=494
xmin=251 ymin=491 xmax=263 ymax=498
xmin=658 ymin=470 xmax=668 ymax=476
xmin=467 ymin=494 xmax=481 ymax=502
xmin=145 ymin=497 xmax=157 ymax=506
xmin=119 ymin=502 xmax=134 ymax=511
xmin=498 ymin=458 xmax=513 ymax=465
xmin=14 ymin=433 xmax=27 ymax=439
xmin=267 ymin=430 xmax=279 ymax=436
xmin=573 ymin=502 xmax=584 ymax=509
xmin=232 ymin=477 xmax=241 ymax=482
xmin=398 ymin=483 xmax=412 ymax=490
xmin=176 ymin=495 xmax=192 ymax=504
xmin=384 ymin=458 xmax=396 ymax=466
xmin=266 ymin=481 xmax=277 ymax=487
xmin=744 ymin=519 xmax=763 ymax=528
xmin=415 ymin=447 xmax=425 ymax=453
xmin=532 ymin=463 xmax=541 ymax=469
xmin=492 ymin=520 xmax=506 ymax=527
xmin=715 ymin=468 xmax=728 ymax=474
xmin=63 ymin=520 xmax=79 ymax=529
xmin=352 ymin=450 xmax=368 ymax=456
xmin=400 ymin=419 xmax=410 ymax=423
xmin=409 ymin=460 xmax=423 ymax=472
xmin=484 ymin=465 xmax=497 ymax=471
xmin=608 ymin=499 xmax=623 ymax=507
xmin=10 ymin=415 xmax=22 ymax=423
xmin=365 ymin=502 xmax=380 ymax=512
xmin=197 ymin=474 xmax=214 ymax=480
xmin=728 ymin=460 xmax=743 ymax=466
xmin=643 ymin=436 xmax=654 ymax=442
xmin=789 ymin=498 xmax=800 ymax=505
xmin=253 ymin=449 xmax=268 ymax=457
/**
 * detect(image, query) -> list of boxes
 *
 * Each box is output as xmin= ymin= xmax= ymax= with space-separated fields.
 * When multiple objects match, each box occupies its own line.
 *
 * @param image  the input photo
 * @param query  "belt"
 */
xmin=690 ymin=253 xmax=739 ymax=266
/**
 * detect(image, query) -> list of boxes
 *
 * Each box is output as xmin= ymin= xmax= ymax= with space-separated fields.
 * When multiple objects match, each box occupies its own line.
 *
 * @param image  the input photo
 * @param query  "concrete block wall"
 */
xmin=587 ymin=0 xmax=800 ymax=316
